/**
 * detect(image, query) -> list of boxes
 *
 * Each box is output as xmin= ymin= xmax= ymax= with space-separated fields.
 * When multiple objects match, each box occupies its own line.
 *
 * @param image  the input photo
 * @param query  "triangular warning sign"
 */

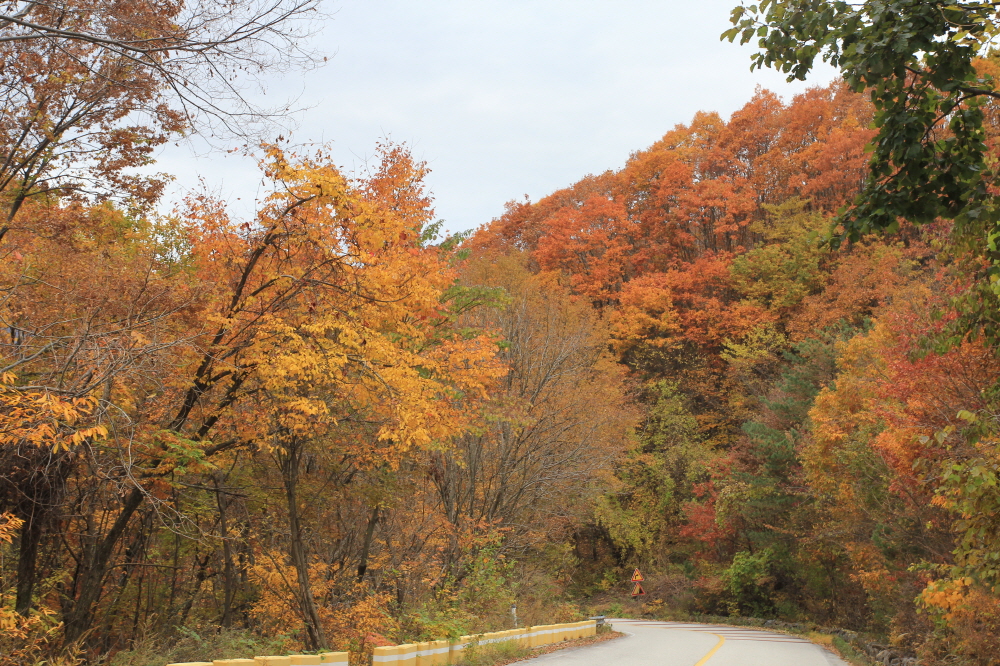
xmin=631 ymin=582 xmax=646 ymax=597
xmin=631 ymin=568 xmax=644 ymax=582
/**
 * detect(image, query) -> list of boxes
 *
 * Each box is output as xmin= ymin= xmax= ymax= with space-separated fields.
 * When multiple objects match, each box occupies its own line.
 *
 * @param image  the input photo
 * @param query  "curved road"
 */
xmin=519 ymin=619 xmax=847 ymax=666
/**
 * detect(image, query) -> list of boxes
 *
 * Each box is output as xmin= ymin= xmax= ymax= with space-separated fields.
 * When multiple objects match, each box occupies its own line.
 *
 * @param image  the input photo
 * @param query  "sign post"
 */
xmin=630 ymin=568 xmax=645 ymax=598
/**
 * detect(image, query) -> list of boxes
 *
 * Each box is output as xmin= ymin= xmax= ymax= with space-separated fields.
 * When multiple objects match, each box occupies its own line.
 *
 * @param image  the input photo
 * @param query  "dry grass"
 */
xmin=462 ymin=630 xmax=624 ymax=666
xmin=103 ymin=627 xmax=293 ymax=666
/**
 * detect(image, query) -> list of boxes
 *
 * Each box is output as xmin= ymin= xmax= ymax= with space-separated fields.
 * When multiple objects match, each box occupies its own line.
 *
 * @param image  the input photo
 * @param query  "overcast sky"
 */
xmin=154 ymin=0 xmax=837 ymax=234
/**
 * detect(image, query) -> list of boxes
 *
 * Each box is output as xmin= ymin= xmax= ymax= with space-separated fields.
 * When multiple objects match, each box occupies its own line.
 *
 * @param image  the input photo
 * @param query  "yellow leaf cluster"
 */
xmin=206 ymin=146 xmax=506 ymax=462
xmin=0 ymin=373 xmax=106 ymax=453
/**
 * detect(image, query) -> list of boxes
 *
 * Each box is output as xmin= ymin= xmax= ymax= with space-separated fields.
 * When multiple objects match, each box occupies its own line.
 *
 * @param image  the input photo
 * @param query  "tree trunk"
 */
xmin=15 ymin=507 xmax=43 ymax=615
xmin=356 ymin=506 xmax=379 ymax=582
xmin=62 ymin=487 xmax=145 ymax=647
xmin=7 ymin=447 xmax=71 ymax=617
xmin=215 ymin=475 xmax=238 ymax=628
xmin=280 ymin=441 xmax=326 ymax=650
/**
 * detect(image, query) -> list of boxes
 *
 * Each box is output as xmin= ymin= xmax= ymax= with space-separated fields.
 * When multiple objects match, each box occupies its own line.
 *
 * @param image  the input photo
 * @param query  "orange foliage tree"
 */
xmin=0 ymin=141 xmax=505 ymax=654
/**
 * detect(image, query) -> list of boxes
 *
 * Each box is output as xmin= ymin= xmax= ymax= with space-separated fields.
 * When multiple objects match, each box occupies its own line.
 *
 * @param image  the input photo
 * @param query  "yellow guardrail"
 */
xmin=164 ymin=619 xmax=597 ymax=666
xmin=167 ymin=652 xmax=349 ymax=666
xmin=372 ymin=619 xmax=597 ymax=665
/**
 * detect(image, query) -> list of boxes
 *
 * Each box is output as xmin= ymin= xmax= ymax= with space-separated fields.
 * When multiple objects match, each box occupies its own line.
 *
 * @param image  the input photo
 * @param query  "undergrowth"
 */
xmin=832 ymin=635 xmax=873 ymax=666
xmin=104 ymin=627 xmax=293 ymax=666
xmin=454 ymin=640 xmax=530 ymax=666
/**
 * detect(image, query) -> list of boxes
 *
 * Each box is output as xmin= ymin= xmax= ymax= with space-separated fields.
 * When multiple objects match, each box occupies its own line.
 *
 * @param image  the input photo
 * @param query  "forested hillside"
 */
xmin=468 ymin=79 xmax=998 ymax=660
xmin=4 ymin=2 xmax=1000 ymax=666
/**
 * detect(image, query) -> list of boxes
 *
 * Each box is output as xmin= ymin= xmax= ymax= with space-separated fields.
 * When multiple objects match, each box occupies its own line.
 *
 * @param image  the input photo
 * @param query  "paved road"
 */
xmin=519 ymin=619 xmax=847 ymax=666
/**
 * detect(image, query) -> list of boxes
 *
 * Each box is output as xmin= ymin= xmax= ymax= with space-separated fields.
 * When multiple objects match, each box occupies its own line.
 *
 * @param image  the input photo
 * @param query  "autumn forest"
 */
xmin=4 ymin=1 xmax=1000 ymax=665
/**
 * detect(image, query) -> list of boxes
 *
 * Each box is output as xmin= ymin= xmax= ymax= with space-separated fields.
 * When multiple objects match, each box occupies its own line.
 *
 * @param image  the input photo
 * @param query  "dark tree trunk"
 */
xmin=15 ymin=507 xmax=43 ymax=615
xmin=62 ymin=487 xmax=145 ymax=647
xmin=356 ymin=506 xmax=379 ymax=582
xmin=280 ymin=440 xmax=326 ymax=650
xmin=215 ymin=474 xmax=238 ymax=628
xmin=1 ymin=446 xmax=71 ymax=617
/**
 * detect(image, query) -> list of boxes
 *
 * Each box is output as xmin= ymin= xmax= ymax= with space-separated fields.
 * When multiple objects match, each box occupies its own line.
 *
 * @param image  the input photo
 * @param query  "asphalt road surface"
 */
xmin=518 ymin=619 xmax=847 ymax=666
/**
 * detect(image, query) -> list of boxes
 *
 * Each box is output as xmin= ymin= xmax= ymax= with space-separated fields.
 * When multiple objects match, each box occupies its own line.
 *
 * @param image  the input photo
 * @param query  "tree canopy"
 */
xmin=725 ymin=1 xmax=1000 ymax=239
xmin=6 ymin=4 xmax=1000 ymax=666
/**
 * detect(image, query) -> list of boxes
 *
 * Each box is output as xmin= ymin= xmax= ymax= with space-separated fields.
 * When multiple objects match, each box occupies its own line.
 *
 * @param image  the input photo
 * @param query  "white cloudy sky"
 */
xmin=155 ymin=0 xmax=837 ymax=234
